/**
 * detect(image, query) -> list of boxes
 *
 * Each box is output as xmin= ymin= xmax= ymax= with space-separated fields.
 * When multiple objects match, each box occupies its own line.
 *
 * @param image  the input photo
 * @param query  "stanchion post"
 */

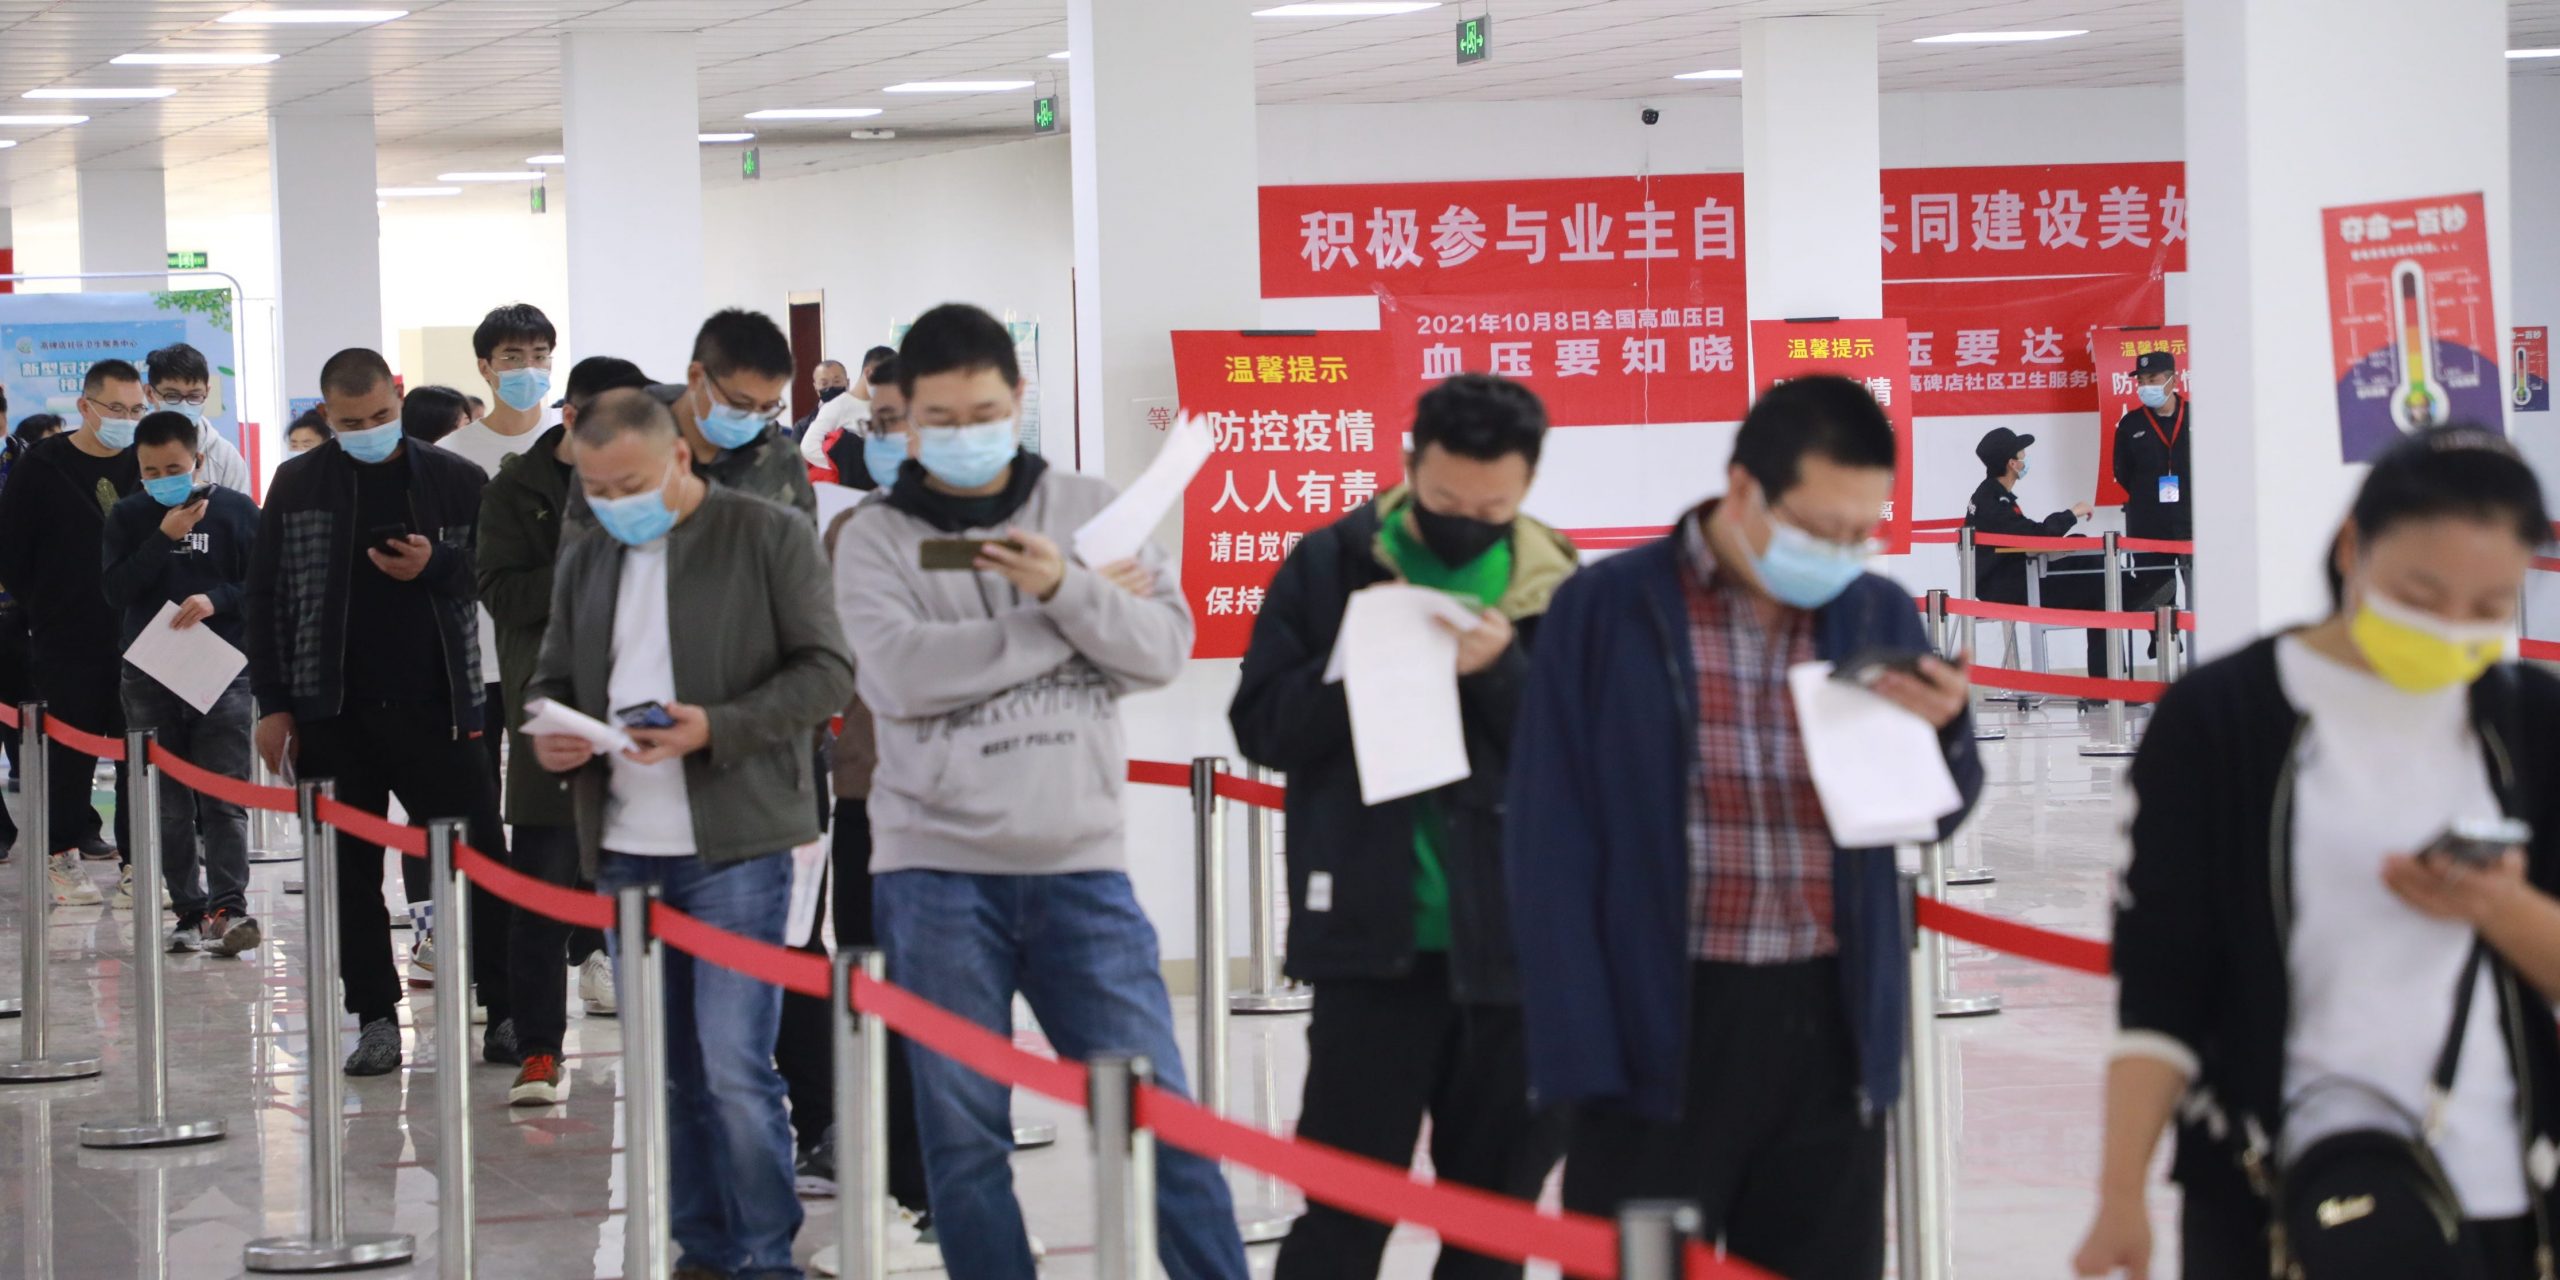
xmin=1894 ymin=872 xmax=1954 ymax=1280
xmin=244 ymin=779 xmax=414 ymax=1271
xmin=2078 ymin=533 xmax=2140 ymax=759
xmin=832 ymin=949 xmax=889 ymax=1280
xmin=1230 ymin=763 xmax=1309 ymax=1015
xmin=247 ymin=757 xmax=300 ymax=864
xmin=428 ymin=819 xmax=473 ymax=1280
xmin=618 ymin=883 xmax=671 ymax=1280
xmin=1953 ymin=530 xmax=2006 ymax=742
xmin=1924 ymin=589 xmax=1950 ymax=657
xmin=1189 ymin=756 xmax=1231 ymax=1112
xmin=1616 ymin=1201 xmax=1701 ymax=1280
xmin=1090 ymin=1054 xmax=1159 ymax=1280
xmin=0 ymin=702 xmax=101 ymax=1082
xmin=2154 ymin=604 xmax=2181 ymax=685
xmin=1922 ymin=840 xmax=1999 ymax=1019
xmin=79 ymin=729 xmax=224 ymax=1144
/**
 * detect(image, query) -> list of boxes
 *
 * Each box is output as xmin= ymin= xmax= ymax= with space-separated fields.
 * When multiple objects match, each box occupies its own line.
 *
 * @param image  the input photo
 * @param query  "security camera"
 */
xmin=1640 ymin=107 xmax=1661 ymax=126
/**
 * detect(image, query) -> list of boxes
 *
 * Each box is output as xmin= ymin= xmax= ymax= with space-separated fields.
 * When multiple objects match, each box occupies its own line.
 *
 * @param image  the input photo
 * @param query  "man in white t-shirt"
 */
xmin=143 ymin=343 xmax=253 ymax=494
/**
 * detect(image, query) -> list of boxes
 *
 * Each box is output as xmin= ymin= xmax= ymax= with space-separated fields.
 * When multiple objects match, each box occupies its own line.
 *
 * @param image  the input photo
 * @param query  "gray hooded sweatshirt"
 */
xmin=833 ymin=466 xmax=1190 ymax=875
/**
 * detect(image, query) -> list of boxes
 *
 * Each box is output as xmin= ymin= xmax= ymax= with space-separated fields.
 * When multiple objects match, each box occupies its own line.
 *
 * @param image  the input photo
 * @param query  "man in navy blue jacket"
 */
xmin=1504 ymin=375 xmax=1983 ymax=1280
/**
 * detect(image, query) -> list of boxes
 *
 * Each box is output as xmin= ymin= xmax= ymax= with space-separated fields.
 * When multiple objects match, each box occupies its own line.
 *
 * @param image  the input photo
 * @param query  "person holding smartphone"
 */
xmin=2075 ymin=427 xmax=2560 ymax=1280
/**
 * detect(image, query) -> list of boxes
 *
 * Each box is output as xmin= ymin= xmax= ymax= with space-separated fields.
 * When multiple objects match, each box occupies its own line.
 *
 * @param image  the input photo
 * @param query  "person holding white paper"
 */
xmin=1504 ymin=375 xmax=1983 ymax=1280
xmin=100 ymin=411 xmax=262 ymax=954
xmin=1232 ymin=373 xmax=1578 ymax=1280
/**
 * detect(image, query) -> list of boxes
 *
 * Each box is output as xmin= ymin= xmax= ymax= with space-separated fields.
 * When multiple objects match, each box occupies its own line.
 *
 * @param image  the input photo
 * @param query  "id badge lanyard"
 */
xmin=2147 ymin=402 xmax=2186 ymax=503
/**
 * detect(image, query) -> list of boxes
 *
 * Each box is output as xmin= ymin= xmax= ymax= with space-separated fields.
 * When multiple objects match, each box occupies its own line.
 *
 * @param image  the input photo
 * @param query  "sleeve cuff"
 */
xmin=2109 ymin=1029 xmax=2201 ymax=1079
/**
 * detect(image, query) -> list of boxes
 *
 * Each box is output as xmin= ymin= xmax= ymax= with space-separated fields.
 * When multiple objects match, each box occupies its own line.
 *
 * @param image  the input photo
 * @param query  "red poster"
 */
xmin=1748 ymin=319 xmax=1915 ymax=554
xmin=1888 ymin=273 xmax=2164 ymax=416
xmin=1173 ymin=330 xmax=1406 ymax=659
xmin=2515 ymin=326 xmax=2549 ymax=413
xmin=2322 ymin=192 xmax=2499 ymax=462
xmin=1881 ymin=163 xmax=2186 ymax=280
xmin=1378 ymin=289 xmax=1749 ymax=428
xmin=2088 ymin=326 xmax=2191 ymax=506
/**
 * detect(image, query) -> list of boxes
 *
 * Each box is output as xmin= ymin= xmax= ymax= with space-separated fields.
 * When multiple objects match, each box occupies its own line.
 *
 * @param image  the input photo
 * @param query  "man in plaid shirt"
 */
xmin=1504 ymin=376 xmax=1983 ymax=1280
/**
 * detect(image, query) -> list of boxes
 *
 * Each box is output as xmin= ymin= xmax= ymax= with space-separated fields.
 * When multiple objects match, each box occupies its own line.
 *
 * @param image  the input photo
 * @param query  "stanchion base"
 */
xmin=1944 ymin=866 xmax=1995 ymax=886
xmin=243 ymin=1232 xmax=416 ymax=1272
xmin=0 ymin=997 xmax=18 ymax=1018
xmin=1012 ymin=1122 xmax=1057 ymax=1150
xmin=78 ymin=1116 xmax=227 ymax=1148
xmin=283 ymin=879 xmax=304 ymax=895
xmin=1228 ymin=991 xmax=1313 ymax=1015
xmin=2077 ymin=742 xmax=2139 ymax=759
xmin=246 ymin=853 xmax=299 ymax=865
xmin=1934 ymin=993 xmax=2003 ymax=1018
xmin=1971 ymin=727 xmax=2007 ymax=742
xmin=0 ymin=1055 xmax=103 ymax=1082
xmin=1239 ymin=1213 xmax=1293 ymax=1245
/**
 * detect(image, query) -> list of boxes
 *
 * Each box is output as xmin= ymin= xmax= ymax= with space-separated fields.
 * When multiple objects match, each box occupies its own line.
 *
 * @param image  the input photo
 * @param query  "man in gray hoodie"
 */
xmin=835 ymin=303 xmax=1248 ymax=1280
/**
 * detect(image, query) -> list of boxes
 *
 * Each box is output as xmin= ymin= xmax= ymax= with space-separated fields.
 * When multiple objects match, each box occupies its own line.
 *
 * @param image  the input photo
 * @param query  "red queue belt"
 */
xmin=1943 ymin=597 xmax=2195 ymax=633
xmin=1908 ymin=528 xmax=2195 ymax=556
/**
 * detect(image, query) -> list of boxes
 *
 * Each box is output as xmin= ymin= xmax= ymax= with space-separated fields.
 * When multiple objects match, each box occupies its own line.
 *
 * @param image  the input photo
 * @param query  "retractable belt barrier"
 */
xmin=1943 ymin=597 xmax=2195 ymax=633
xmin=1909 ymin=528 xmax=2195 ymax=556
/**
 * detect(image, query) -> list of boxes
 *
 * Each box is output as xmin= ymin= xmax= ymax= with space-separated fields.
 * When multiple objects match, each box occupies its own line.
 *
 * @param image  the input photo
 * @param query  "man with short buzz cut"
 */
xmin=528 ymin=386 xmax=854 ymax=1279
xmin=791 ymin=358 xmax=850 ymax=439
xmin=0 ymin=357 xmax=147 ymax=906
xmin=143 ymin=342 xmax=253 ymax=493
xmin=246 ymin=347 xmax=514 ymax=1077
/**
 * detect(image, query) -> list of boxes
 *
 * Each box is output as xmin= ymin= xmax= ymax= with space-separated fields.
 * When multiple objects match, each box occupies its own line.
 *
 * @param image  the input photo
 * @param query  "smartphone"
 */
xmin=1832 ymin=646 xmax=1931 ymax=688
xmin=185 ymin=484 xmax=214 ymax=506
xmin=367 ymin=522 xmax=414 ymax=551
xmin=614 ymin=701 xmax=678 ymax=730
xmin=2421 ymin=818 xmax=2532 ymax=867
xmin=919 ymin=537 xmax=1022 ymax=571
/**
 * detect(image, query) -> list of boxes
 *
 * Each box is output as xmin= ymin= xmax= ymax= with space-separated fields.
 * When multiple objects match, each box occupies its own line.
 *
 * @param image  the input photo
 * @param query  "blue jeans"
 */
xmin=876 ymin=869 xmax=1249 ymax=1280
xmin=598 ymin=852 xmax=805 ymax=1280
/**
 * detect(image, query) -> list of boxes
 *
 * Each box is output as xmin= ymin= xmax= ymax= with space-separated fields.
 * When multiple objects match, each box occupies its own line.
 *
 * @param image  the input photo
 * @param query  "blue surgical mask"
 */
xmin=863 ymin=434 xmax=910 ymax=487
xmin=168 ymin=399 xmax=207 ymax=427
xmin=917 ymin=420 xmax=1018 ymax=490
xmin=96 ymin=417 xmax=139 ymax=450
xmin=1752 ymin=515 xmax=1868 ymax=610
xmin=144 ymin=473 xmax=198 ymax=507
xmin=2015 ymin=459 xmax=2030 ymax=479
xmin=496 ymin=366 xmax=551 ymax=413
xmin=2136 ymin=383 xmax=2169 ymax=410
xmin=590 ymin=464 xmax=680 ymax=547
xmin=337 ymin=422 xmax=403 ymax=464
xmin=695 ymin=382 xmax=771 ymax=450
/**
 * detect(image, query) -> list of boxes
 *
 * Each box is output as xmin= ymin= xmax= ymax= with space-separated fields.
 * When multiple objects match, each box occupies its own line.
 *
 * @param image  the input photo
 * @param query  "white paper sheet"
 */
xmin=1330 ymin=584 xmax=1487 ymax=805
xmin=123 ymin=601 xmax=247 ymax=714
xmin=784 ymin=839 xmax=829 ymax=948
xmin=1785 ymin=661 xmax=1964 ymax=847
xmin=1073 ymin=412 xmax=1216 ymax=567
xmin=521 ymin=697 xmax=638 ymax=755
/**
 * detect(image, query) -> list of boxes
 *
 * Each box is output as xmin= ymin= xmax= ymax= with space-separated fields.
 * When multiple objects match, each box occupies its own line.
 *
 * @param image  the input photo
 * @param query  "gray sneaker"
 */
xmin=482 ymin=1017 xmax=520 ymax=1067
xmin=345 ymin=1017 xmax=402 ymax=1076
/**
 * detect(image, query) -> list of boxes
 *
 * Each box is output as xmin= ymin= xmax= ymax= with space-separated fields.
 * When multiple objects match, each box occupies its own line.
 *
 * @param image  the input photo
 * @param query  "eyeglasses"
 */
xmin=87 ymin=397 xmax=150 ymax=419
xmin=488 ymin=352 xmax=552 ymax=371
xmin=1771 ymin=497 xmax=1876 ymax=551
xmin=863 ymin=410 xmax=908 ymax=438
xmin=152 ymin=388 xmax=209 ymax=406
xmin=705 ymin=371 xmax=784 ymax=421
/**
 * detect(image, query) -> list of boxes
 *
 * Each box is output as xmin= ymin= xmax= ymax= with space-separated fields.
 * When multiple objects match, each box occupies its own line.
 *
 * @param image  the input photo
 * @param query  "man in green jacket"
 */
xmin=475 ymin=354 xmax=650 ymax=1107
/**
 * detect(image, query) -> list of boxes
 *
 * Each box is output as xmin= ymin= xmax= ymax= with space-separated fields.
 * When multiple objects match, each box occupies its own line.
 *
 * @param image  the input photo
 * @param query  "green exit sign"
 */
xmin=741 ymin=146 xmax=761 ymax=180
xmin=1455 ymin=13 xmax=1490 ymax=64
xmin=1033 ymin=95 xmax=1058 ymax=133
xmin=166 ymin=250 xmax=208 ymax=270
xmin=530 ymin=184 xmax=547 ymax=214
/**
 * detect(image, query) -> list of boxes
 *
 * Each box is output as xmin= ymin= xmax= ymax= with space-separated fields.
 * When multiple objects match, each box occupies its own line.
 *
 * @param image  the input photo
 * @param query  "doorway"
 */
xmin=787 ymin=290 xmax=824 ymax=430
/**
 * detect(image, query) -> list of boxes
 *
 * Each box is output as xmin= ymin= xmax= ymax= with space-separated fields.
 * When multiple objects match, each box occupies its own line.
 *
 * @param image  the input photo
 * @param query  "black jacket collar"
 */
xmin=884 ymin=451 xmax=1048 ymax=533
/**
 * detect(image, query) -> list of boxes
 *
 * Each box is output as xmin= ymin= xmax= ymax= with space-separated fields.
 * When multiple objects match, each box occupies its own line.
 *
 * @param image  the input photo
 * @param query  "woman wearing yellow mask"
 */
xmin=2075 ymin=426 xmax=2560 ymax=1280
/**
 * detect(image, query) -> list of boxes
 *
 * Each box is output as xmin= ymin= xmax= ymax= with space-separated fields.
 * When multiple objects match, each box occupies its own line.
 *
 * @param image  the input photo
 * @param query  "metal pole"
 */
xmin=1895 ymin=872 xmax=1954 ymax=1280
xmin=429 ymin=820 xmax=473 ymax=1280
xmin=1921 ymin=591 xmax=1996 ymax=885
xmin=1953 ymin=529 xmax=2004 ymax=742
xmin=618 ymin=883 xmax=670 ymax=1280
xmin=247 ymin=757 xmax=300 ymax=864
xmin=1616 ymin=1201 xmax=1702 ymax=1280
xmin=1190 ymin=756 xmax=1231 ymax=1112
xmin=80 ymin=730 xmax=224 ymax=1144
xmin=245 ymin=780 xmax=415 ymax=1270
xmin=0 ymin=703 xmax=101 ymax=1081
xmin=1230 ymin=763 xmax=1308 ymax=1015
xmin=1922 ymin=840 xmax=1999 ymax=1019
xmin=2155 ymin=604 xmax=2182 ymax=685
xmin=2081 ymin=533 xmax=2138 ymax=759
xmin=833 ymin=949 xmax=889 ymax=1280
xmin=1090 ymin=1054 xmax=1160 ymax=1280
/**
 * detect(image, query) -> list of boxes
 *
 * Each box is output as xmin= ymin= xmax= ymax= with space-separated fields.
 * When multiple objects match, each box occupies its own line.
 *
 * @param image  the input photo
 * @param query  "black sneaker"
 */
xmin=482 ymin=1017 xmax=521 ymax=1067
xmin=76 ymin=833 xmax=117 ymax=862
xmin=345 ymin=1017 xmax=402 ymax=1076
xmin=795 ymin=1144 xmax=837 ymax=1198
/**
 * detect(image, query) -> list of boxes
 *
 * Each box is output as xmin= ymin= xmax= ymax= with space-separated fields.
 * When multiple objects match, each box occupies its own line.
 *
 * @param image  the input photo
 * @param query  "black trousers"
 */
xmin=34 ymin=657 xmax=126 ymax=861
xmin=1986 ymin=555 xmax=2177 ymax=680
xmin=298 ymin=702 xmax=511 ymax=1027
xmin=1275 ymin=955 xmax=1566 ymax=1280
xmin=1561 ymin=960 xmax=1886 ymax=1280
xmin=507 ymin=822 xmax=581 ymax=1057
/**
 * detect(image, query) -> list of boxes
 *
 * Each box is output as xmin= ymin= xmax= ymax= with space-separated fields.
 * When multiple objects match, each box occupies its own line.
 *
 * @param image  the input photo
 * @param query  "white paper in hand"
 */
xmin=1332 ymin=584 xmax=1486 ymax=805
xmin=1785 ymin=661 xmax=1963 ymax=847
xmin=784 ymin=839 xmax=829 ymax=948
xmin=522 ymin=697 xmax=638 ymax=755
xmin=124 ymin=601 xmax=247 ymax=714
xmin=1073 ymin=411 xmax=1216 ymax=567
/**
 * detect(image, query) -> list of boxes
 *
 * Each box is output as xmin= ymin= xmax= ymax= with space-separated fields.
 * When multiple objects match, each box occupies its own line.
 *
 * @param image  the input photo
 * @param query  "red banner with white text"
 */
xmin=1881 ymin=163 xmax=2186 ymax=280
xmin=1378 ymin=289 xmax=1749 ymax=427
xmin=1888 ymin=273 xmax=2165 ymax=416
xmin=1748 ymin=319 xmax=1915 ymax=554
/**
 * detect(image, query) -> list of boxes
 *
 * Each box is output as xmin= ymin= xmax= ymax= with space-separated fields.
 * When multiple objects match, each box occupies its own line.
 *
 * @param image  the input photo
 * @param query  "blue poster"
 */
xmin=0 ymin=289 xmax=242 ymax=448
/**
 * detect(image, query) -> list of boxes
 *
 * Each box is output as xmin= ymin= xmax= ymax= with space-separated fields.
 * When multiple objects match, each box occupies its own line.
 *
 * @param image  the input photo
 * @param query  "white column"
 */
xmin=1741 ymin=16 xmax=1882 ymax=324
xmin=269 ymin=110 xmax=385 ymax=403
xmin=563 ymin=30 xmax=703 ymax=378
xmin=2185 ymin=0 xmax=2512 ymax=654
xmin=75 ymin=168 xmax=168 ymax=291
xmin=1067 ymin=0 xmax=1259 ymax=483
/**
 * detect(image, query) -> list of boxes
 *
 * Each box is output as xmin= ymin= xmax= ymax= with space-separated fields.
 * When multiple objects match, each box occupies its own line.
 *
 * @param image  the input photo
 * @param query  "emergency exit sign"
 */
xmin=530 ymin=185 xmax=547 ymax=214
xmin=166 ymin=250 xmax=208 ymax=270
xmin=1455 ymin=14 xmax=1490 ymax=63
xmin=741 ymin=146 xmax=761 ymax=180
xmin=1033 ymin=96 xmax=1058 ymax=133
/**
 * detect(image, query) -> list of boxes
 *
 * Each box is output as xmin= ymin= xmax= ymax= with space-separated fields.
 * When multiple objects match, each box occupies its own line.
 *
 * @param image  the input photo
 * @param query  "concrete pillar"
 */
xmin=269 ymin=110 xmax=385 ymax=403
xmin=1066 ymin=0 xmax=1259 ymax=482
xmin=563 ymin=30 xmax=704 ymax=377
xmin=2185 ymin=0 xmax=2512 ymax=653
xmin=1741 ymin=16 xmax=1882 ymax=324
xmin=75 ymin=168 xmax=168 ymax=291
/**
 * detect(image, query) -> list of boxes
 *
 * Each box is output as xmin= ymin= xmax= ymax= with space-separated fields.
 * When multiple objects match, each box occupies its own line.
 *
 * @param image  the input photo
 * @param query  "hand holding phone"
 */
xmin=2422 ymin=818 xmax=2533 ymax=868
xmin=614 ymin=701 xmax=679 ymax=730
xmin=1831 ymin=646 xmax=1931 ymax=689
xmin=920 ymin=537 xmax=1022 ymax=571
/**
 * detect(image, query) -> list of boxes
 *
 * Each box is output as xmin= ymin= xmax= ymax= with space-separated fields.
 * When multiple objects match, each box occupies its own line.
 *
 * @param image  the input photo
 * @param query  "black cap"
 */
xmin=1975 ymin=427 xmax=2034 ymax=470
xmin=2134 ymin=351 xmax=2177 ymax=377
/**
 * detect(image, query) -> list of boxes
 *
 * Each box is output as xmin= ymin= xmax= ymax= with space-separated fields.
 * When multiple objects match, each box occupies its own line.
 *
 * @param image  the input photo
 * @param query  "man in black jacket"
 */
xmin=1230 ymin=373 xmax=1575 ymax=1280
xmin=247 ymin=347 xmax=512 ymax=1077
xmin=1969 ymin=427 xmax=2118 ymax=682
xmin=2111 ymin=349 xmax=2193 ymax=598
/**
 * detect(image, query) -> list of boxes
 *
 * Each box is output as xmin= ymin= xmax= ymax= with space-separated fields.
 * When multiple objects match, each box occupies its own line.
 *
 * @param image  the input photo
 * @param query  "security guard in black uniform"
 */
xmin=2109 ymin=349 xmax=2191 ymax=599
xmin=1966 ymin=427 xmax=2165 ymax=682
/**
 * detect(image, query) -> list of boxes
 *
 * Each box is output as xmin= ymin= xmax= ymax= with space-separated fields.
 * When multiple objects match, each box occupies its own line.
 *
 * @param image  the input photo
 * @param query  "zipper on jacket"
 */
xmin=1641 ymin=571 xmax=1704 ymax=1118
xmin=327 ymin=465 xmax=359 ymax=721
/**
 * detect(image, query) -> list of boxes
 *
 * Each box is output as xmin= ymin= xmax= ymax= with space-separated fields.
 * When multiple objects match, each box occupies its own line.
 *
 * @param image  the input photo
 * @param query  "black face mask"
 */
xmin=816 ymin=384 xmax=849 ymax=403
xmin=1410 ymin=501 xmax=1510 ymax=567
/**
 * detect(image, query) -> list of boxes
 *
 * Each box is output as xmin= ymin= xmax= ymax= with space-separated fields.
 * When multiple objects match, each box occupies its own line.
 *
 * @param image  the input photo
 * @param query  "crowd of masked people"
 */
xmin=4 ymin=295 xmax=2558 ymax=1280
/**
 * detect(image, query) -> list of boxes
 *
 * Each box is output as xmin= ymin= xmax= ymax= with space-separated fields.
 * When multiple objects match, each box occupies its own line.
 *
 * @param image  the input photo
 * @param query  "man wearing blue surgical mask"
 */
xmin=580 ymin=309 xmax=815 ymax=531
xmin=1504 ymin=375 xmax=1985 ymax=1280
xmin=144 ymin=343 xmax=252 ymax=494
xmin=441 ymin=303 xmax=557 ymax=481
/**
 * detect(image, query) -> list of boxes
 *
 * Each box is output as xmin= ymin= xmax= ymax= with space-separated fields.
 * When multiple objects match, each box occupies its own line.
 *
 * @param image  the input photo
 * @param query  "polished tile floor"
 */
xmin=0 ymin=702 xmax=2150 ymax=1279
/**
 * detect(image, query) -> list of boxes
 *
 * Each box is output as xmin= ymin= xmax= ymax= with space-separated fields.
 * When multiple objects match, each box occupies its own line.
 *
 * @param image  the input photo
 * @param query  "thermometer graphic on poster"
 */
xmin=2324 ymin=193 xmax=2498 ymax=461
xmin=2389 ymin=261 xmax=2450 ymax=433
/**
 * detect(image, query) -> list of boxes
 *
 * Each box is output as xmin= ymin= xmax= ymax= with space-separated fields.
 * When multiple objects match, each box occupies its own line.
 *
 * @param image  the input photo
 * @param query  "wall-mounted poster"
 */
xmin=2321 ymin=192 xmax=2499 ymax=461
xmin=1747 ymin=318 xmax=1914 ymax=554
xmin=0 ymin=288 xmax=242 ymax=449
xmin=2514 ymin=325 xmax=2549 ymax=413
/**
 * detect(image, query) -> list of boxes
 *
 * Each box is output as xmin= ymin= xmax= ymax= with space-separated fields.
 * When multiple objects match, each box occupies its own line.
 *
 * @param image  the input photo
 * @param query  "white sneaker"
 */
xmin=109 ymin=864 xmax=134 ymax=910
xmin=408 ymin=933 xmax=436 ymax=988
xmin=578 ymin=952 xmax=617 ymax=1016
xmin=809 ymin=1210 xmax=948 ymax=1275
xmin=49 ymin=852 xmax=102 ymax=906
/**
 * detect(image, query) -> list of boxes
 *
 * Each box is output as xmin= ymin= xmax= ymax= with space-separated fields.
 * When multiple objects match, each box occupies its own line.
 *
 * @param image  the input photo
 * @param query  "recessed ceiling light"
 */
xmin=883 ymin=80 xmax=1034 ymax=93
xmin=24 ymin=87 xmax=177 ymax=99
xmin=2510 ymin=48 xmax=2560 ymax=58
xmin=377 ymin=186 xmax=460 ymax=197
xmin=0 ymin=114 xmax=88 ymax=126
xmin=1913 ymin=30 xmax=2088 ymax=44
xmin=111 ymin=52 xmax=280 ymax=66
xmin=1048 ymin=50 xmax=1070 ymax=59
xmin=744 ymin=108 xmax=883 ymax=120
xmin=698 ymin=131 xmax=756 ymax=143
xmin=219 ymin=8 xmax=406 ymax=23
xmin=1673 ymin=68 xmax=1742 ymax=80
xmin=1254 ymin=2 xmax=1441 ymax=16
xmin=438 ymin=171 xmax=544 ymax=182
xmin=848 ymin=128 xmax=897 ymax=140
xmin=525 ymin=153 xmax=565 ymax=165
